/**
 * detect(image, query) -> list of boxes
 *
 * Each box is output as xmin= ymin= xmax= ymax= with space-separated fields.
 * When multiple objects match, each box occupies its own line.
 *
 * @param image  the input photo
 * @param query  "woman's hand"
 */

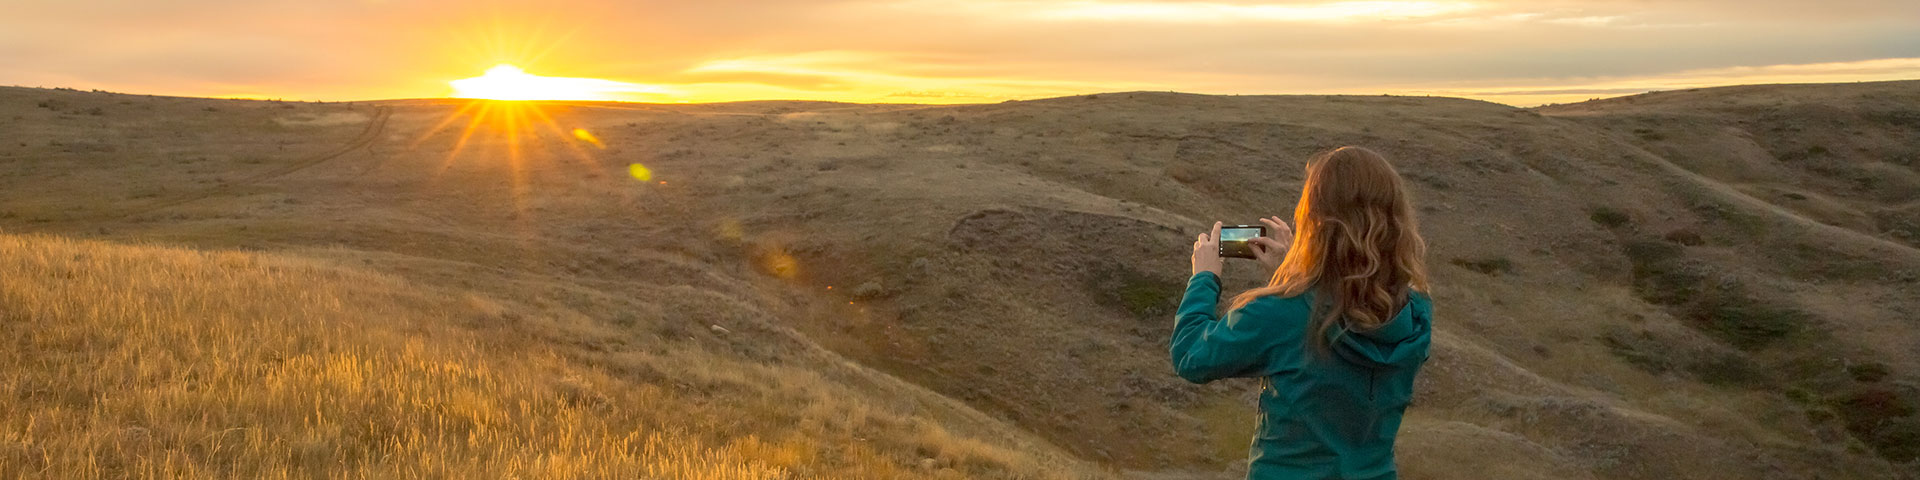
xmin=1191 ymin=221 xmax=1222 ymax=276
xmin=1249 ymin=216 xmax=1291 ymax=272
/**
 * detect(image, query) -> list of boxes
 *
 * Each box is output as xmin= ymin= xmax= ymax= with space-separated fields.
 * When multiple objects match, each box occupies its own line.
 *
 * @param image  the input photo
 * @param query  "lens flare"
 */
xmin=760 ymin=250 xmax=800 ymax=279
xmin=628 ymin=163 xmax=652 ymax=181
xmin=572 ymin=128 xmax=604 ymax=148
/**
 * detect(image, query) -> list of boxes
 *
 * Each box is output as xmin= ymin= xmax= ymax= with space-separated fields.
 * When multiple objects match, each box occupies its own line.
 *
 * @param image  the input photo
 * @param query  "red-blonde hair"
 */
xmin=1228 ymin=146 xmax=1430 ymax=354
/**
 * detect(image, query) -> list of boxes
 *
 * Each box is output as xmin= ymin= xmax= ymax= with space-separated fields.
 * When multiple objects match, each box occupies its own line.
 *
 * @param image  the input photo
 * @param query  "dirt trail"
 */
xmin=114 ymin=107 xmax=391 ymax=218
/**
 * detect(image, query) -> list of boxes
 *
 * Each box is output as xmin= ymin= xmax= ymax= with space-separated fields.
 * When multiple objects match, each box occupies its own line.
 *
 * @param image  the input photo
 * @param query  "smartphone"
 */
xmin=1218 ymin=225 xmax=1268 ymax=259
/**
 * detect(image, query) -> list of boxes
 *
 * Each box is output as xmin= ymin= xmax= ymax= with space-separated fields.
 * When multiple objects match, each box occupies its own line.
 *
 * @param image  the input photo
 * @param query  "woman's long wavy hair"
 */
xmin=1228 ymin=146 xmax=1430 ymax=354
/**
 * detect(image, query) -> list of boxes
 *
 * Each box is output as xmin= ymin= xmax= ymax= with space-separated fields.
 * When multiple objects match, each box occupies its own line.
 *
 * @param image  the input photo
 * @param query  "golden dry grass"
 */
xmin=0 ymin=233 xmax=1095 ymax=479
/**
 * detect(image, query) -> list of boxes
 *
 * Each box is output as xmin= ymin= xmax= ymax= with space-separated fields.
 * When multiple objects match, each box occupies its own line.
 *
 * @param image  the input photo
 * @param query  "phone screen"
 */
xmin=1218 ymin=226 xmax=1265 ymax=259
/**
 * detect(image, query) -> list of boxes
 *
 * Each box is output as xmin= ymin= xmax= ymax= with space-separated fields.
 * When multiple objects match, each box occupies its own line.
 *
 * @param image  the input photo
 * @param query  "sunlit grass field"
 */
xmin=0 ymin=233 xmax=1094 ymax=479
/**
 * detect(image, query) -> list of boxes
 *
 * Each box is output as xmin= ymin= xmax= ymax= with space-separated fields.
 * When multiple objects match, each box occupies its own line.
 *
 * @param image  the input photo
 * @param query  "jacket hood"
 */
xmin=1330 ymin=292 xmax=1432 ymax=370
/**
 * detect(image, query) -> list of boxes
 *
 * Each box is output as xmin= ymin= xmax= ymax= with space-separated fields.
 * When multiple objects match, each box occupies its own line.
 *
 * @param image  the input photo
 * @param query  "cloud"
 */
xmin=980 ymin=0 xmax=1481 ymax=23
xmin=1395 ymin=57 xmax=1920 ymax=105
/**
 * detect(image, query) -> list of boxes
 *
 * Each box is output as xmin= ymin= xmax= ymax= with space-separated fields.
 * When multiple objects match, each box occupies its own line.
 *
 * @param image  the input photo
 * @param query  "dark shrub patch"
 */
xmin=1450 ymin=257 xmax=1514 ymax=276
xmin=1589 ymin=206 xmax=1632 ymax=228
xmin=1088 ymin=263 xmax=1183 ymax=320
xmin=1682 ymin=283 xmax=1810 ymax=350
xmin=1617 ymin=237 xmax=1813 ymax=350
xmin=1601 ymin=327 xmax=1771 ymax=387
xmin=1863 ymin=418 xmax=1920 ymax=462
xmin=1602 ymin=328 xmax=1675 ymax=373
xmin=1875 ymin=208 xmax=1920 ymax=245
xmin=1621 ymin=239 xmax=1704 ymax=306
xmin=1785 ymin=387 xmax=1817 ymax=404
xmin=1847 ymin=362 xmax=1892 ymax=383
xmin=1687 ymin=352 xmax=1770 ymax=387
xmin=1662 ymin=228 xmax=1705 ymax=246
xmin=1829 ymin=386 xmax=1920 ymax=462
xmin=1622 ymin=238 xmax=1683 ymax=264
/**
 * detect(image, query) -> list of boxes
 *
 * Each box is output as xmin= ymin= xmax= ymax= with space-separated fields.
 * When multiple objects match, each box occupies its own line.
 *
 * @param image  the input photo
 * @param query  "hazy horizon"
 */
xmin=15 ymin=77 xmax=1920 ymax=110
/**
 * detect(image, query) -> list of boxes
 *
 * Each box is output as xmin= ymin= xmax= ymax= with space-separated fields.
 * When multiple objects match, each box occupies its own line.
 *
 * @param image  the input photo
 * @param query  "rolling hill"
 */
xmin=1 ymin=80 xmax=1916 ymax=479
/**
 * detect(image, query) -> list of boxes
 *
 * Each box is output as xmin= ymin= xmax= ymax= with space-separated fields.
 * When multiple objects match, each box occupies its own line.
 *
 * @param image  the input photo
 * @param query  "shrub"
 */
xmin=1618 ymin=236 xmax=1813 ymax=350
xmin=1829 ymin=386 xmax=1920 ymax=462
xmin=1600 ymin=327 xmax=1771 ymax=387
xmin=1450 ymin=257 xmax=1514 ymax=276
xmin=1682 ymin=282 xmax=1810 ymax=350
xmin=1686 ymin=351 xmax=1770 ymax=387
xmin=1601 ymin=328 xmax=1675 ymax=373
xmin=1662 ymin=228 xmax=1705 ymax=246
xmin=1589 ymin=206 xmax=1632 ymax=228
xmin=1846 ymin=362 xmax=1892 ymax=383
xmin=1875 ymin=209 xmax=1920 ymax=245
xmin=1087 ymin=263 xmax=1182 ymax=320
xmin=1687 ymin=196 xmax=1766 ymax=236
xmin=1622 ymin=238 xmax=1702 ymax=306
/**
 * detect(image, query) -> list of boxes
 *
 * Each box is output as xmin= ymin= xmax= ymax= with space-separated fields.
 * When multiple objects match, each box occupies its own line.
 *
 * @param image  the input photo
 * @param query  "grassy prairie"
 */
xmin=0 ymin=233 xmax=1097 ymax=479
xmin=2 ymin=81 xmax=1918 ymax=479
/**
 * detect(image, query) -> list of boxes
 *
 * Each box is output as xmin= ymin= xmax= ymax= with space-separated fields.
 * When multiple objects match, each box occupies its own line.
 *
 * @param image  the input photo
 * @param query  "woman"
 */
xmin=1170 ymin=146 xmax=1432 ymax=480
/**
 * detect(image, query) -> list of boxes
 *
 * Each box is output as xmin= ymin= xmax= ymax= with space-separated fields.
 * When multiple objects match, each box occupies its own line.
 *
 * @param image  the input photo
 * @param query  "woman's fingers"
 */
xmin=1250 ymin=237 xmax=1285 ymax=256
xmin=1210 ymin=221 xmax=1222 ymax=241
xmin=1260 ymin=216 xmax=1290 ymax=237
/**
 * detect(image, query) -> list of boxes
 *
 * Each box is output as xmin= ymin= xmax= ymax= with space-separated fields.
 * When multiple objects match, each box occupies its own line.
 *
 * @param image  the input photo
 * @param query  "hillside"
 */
xmin=0 ymin=233 xmax=1093 ymax=478
xmin=1 ymin=81 xmax=1917 ymax=478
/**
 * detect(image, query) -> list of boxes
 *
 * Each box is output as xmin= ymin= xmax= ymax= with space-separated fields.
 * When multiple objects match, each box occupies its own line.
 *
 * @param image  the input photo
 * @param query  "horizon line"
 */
xmin=9 ymin=77 xmax=1919 ymax=109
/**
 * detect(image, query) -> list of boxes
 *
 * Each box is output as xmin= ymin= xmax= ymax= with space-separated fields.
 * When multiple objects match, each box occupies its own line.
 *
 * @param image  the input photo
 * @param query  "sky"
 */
xmin=3 ymin=0 xmax=1918 ymax=106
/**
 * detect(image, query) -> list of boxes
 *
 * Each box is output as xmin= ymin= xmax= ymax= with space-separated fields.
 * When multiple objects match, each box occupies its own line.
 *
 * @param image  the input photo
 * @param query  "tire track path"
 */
xmin=114 ymin=107 xmax=391 ymax=219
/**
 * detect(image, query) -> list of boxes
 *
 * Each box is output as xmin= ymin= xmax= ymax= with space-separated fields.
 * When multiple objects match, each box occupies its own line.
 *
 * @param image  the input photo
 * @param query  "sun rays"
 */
xmin=410 ymin=98 xmax=619 ymax=186
xmin=449 ymin=64 xmax=667 ymax=101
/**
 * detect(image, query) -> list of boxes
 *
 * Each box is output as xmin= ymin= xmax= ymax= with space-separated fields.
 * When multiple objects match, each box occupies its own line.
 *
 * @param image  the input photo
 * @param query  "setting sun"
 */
xmin=448 ymin=64 xmax=664 ymax=101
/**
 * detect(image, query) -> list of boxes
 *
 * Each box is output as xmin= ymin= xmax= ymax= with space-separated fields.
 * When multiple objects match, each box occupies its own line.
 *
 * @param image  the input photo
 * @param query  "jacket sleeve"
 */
xmin=1168 ymin=271 xmax=1300 ymax=384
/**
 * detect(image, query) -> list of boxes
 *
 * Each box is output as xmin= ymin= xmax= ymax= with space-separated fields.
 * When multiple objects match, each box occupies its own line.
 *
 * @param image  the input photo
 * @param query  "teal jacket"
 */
xmin=1170 ymin=271 xmax=1432 ymax=480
